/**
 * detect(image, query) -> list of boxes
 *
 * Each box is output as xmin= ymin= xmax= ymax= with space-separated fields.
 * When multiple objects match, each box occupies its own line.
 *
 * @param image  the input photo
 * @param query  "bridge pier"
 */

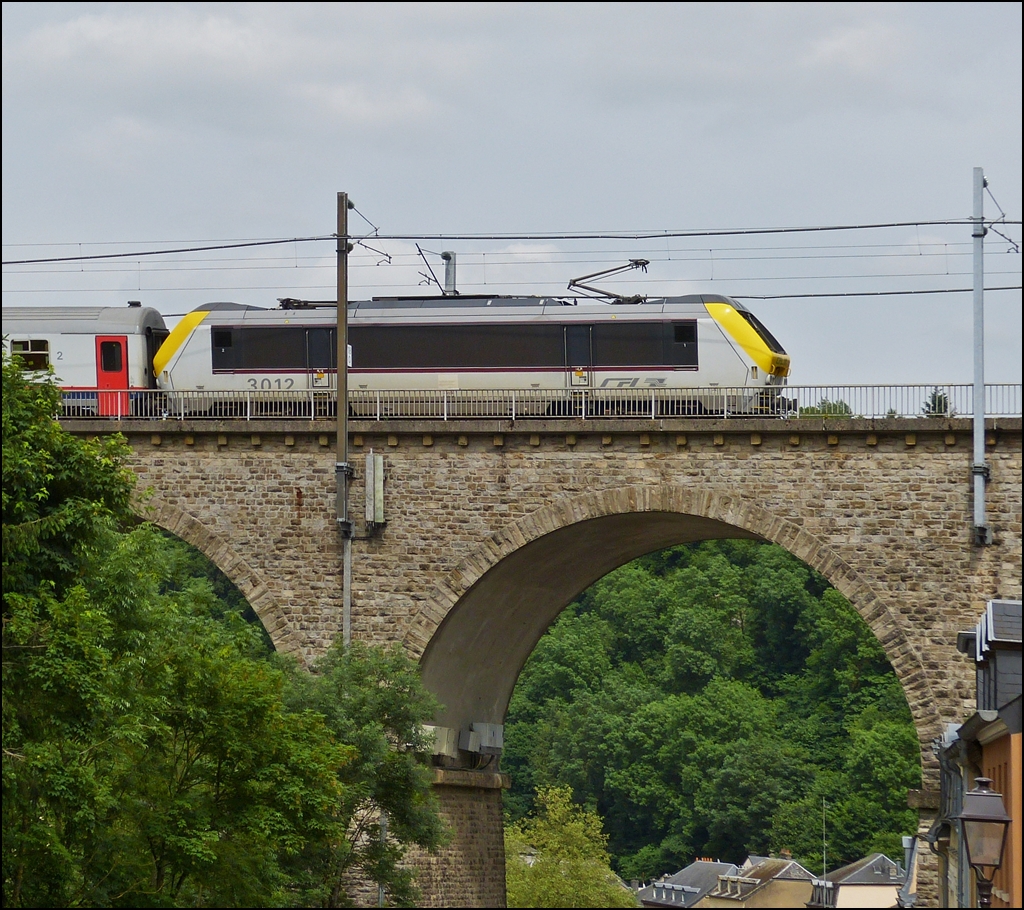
xmin=407 ymin=771 xmax=509 ymax=908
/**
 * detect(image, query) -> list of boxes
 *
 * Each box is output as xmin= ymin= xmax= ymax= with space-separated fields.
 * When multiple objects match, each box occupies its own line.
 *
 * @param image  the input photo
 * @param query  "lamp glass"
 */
xmin=962 ymin=818 xmax=1008 ymax=872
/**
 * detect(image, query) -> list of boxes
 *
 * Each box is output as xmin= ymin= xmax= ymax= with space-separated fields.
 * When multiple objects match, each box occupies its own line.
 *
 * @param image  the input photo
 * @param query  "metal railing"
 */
xmin=58 ymin=384 xmax=1022 ymax=421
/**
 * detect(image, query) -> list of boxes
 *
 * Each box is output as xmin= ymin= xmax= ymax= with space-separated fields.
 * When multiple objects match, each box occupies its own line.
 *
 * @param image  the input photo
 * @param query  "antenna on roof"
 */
xmin=567 ymin=259 xmax=649 ymax=303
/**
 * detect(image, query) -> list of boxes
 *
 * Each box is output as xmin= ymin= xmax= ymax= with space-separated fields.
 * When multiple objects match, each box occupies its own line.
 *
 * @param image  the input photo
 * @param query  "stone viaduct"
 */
xmin=63 ymin=414 xmax=1023 ymax=907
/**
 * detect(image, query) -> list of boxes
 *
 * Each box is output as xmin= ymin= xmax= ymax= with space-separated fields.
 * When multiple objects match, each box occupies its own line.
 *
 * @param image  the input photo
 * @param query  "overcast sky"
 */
xmin=3 ymin=2 xmax=1021 ymax=385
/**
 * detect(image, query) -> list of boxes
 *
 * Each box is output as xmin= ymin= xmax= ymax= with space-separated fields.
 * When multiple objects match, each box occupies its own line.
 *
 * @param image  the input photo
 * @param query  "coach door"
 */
xmin=564 ymin=324 xmax=592 ymax=387
xmin=95 ymin=335 xmax=129 ymax=416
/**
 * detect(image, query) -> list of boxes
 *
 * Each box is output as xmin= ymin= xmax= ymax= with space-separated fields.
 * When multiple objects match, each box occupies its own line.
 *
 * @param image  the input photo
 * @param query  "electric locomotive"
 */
xmin=153 ymin=293 xmax=789 ymax=412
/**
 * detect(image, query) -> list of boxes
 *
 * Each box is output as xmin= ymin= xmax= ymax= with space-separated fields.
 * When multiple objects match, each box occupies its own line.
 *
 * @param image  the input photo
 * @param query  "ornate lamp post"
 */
xmin=958 ymin=777 xmax=1012 ymax=908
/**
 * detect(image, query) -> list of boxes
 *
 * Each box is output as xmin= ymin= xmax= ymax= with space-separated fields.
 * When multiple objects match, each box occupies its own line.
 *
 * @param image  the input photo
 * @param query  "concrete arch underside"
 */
xmin=405 ymin=484 xmax=940 ymax=764
xmin=134 ymin=497 xmax=304 ymax=658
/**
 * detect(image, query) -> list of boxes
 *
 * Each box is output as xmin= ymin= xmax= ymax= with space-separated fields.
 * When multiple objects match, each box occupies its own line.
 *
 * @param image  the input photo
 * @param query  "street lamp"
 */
xmin=958 ymin=777 xmax=1012 ymax=908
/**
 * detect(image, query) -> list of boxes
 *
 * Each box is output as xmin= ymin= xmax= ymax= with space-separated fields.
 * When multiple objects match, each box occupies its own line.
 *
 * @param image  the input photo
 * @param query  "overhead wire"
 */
xmin=1 ymin=234 xmax=334 ymax=266
xmin=3 ymin=218 xmax=1019 ymax=306
xmin=5 ymin=262 xmax=1019 ymax=292
xmin=1 ymin=247 xmax=986 ymax=277
xmin=1 ymin=241 xmax=984 ymax=275
xmin=6 ymin=219 xmax=1021 ymax=266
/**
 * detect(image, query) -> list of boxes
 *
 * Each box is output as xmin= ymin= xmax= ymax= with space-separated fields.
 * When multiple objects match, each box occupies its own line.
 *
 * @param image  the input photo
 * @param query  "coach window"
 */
xmin=12 ymin=339 xmax=50 ymax=371
xmin=100 ymin=341 xmax=123 ymax=373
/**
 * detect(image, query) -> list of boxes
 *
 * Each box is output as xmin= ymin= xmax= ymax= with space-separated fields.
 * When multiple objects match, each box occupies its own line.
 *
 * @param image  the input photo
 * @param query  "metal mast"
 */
xmin=337 ymin=192 xmax=354 ymax=644
xmin=972 ymin=169 xmax=991 ymax=545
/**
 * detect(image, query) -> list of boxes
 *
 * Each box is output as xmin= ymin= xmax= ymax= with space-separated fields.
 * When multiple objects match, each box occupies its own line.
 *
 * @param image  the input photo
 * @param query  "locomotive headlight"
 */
xmin=769 ymin=353 xmax=791 ymax=377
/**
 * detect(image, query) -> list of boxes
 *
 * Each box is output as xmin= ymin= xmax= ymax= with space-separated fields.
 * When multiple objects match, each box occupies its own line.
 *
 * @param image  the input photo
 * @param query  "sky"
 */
xmin=2 ymin=2 xmax=1021 ymax=386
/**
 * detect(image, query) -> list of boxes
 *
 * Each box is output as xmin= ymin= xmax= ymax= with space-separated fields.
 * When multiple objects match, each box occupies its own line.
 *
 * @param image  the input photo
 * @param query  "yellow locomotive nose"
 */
xmin=704 ymin=302 xmax=790 ymax=379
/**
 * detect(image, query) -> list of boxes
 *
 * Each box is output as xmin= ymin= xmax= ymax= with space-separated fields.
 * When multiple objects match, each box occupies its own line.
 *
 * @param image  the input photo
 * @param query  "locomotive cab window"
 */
xmin=738 ymin=310 xmax=786 ymax=354
xmin=100 ymin=341 xmax=123 ymax=373
xmin=668 ymin=321 xmax=698 ymax=367
xmin=212 ymin=329 xmax=233 ymax=349
xmin=11 ymin=339 xmax=50 ymax=371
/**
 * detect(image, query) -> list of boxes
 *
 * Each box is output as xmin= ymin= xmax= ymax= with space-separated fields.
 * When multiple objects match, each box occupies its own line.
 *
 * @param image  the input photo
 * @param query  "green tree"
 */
xmin=280 ymin=642 xmax=448 ymax=907
xmin=3 ymin=346 xmax=141 ymax=906
xmin=505 ymin=786 xmax=637 ymax=909
xmin=2 ymin=352 xmax=444 ymax=907
xmin=922 ymin=387 xmax=954 ymax=417
xmin=799 ymin=399 xmax=853 ymax=417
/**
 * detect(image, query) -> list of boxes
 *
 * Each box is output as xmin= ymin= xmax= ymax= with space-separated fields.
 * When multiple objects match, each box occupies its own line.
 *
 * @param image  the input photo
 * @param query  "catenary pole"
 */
xmin=972 ymin=169 xmax=991 ymax=545
xmin=337 ymin=192 xmax=354 ymax=644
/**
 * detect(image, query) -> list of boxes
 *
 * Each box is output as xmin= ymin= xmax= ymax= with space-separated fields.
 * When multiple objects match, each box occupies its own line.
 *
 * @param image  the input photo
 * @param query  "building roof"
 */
xmin=639 ymin=861 xmax=738 ymax=908
xmin=826 ymin=852 xmax=905 ymax=886
xmin=740 ymin=855 xmax=771 ymax=870
xmin=705 ymin=858 xmax=814 ymax=902
xmin=988 ymin=599 xmax=1023 ymax=644
xmin=958 ymin=600 xmax=1023 ymax=658
xmin=740 ymin=858 xmax=814 ymax=885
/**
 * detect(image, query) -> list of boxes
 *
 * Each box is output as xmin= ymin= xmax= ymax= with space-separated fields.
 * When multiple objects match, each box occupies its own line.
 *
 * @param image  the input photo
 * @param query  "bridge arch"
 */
xmin=133 ymin=497 xmax=304 ymax=658
xmin=404 ymin=484 xmax=939 ymax=769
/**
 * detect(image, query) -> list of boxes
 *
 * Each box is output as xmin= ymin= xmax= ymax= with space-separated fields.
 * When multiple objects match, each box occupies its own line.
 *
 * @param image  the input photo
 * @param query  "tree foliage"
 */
xmin=281 ymin=642 xmax=448 ymax=907
xmin=505 ymin=786 xmax=637 ymax=909
xmin=503 ymin=539 xmax=920 ymax=881
xmin=2 ymin=351 xmax=443 ymax=907
xmin=798 ymin=398 xmax=853 ymax=417
xmin=922 ymin=387 xmax=954 ymax=417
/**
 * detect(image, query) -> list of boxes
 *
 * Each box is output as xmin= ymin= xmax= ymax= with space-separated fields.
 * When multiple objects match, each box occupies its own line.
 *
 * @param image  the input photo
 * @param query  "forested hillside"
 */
xmin=502 ymin=541 xmax=921 ymax=881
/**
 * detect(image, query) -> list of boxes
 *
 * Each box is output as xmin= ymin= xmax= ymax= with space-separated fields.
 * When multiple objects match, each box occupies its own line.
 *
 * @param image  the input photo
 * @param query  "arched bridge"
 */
xmin=62 ymin=413 xmax=1023 ymax=907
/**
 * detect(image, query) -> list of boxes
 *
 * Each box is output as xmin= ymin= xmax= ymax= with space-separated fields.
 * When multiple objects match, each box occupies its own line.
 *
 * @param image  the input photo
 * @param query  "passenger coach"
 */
xmin=3 ymin=304 xmax=168 ymax=416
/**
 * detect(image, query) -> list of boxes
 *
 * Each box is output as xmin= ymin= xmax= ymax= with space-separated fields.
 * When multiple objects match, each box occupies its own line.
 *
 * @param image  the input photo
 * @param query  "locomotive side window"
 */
xmin=100 ymin=341 xmax=123 ymax=372
xmin=11 ymin=339 xmax=50 ymax=370
xmin=212 ymin=326 xmax=338 ymax=371
xmin=666 ymin=321 xmax=698 ymax=367
xmin=242 ymin=328 xmax=306 ymax=369
xmin=350 ymin=324 xmax=563 ymax=369
xmin=211 ymin=326 xmax=238 ymax=370
xmin=586 ymin=321 xmax=698 ymax=368
xmin=592 ymin=322 xmax=663 ymax=366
